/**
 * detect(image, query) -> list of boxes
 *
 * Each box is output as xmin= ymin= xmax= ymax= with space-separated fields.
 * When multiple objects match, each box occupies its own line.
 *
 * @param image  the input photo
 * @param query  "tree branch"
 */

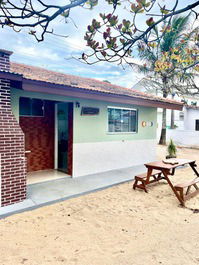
xmin=0 ymin=0 xmax=89 ymax=41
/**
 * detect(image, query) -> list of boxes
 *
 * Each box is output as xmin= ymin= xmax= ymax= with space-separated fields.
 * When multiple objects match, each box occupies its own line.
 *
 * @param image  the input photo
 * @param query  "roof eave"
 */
xmin=22 ymin=79 xmax=183 ymax=111
xmin=0 ymin=71 xmax=23 ymax=81
xmin=0 ymin=71 xmax=182 ymax=110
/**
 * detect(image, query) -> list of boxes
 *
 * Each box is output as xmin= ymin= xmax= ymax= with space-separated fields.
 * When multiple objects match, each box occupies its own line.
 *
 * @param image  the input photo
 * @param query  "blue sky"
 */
xmin=0 ymin=0 xmax=195 ymax=88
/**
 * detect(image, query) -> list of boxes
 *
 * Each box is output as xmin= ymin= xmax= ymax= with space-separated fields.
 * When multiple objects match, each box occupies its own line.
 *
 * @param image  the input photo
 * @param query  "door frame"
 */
xmin=54 ymin=102 xmax=73 ymax=176
xmin=54 ymin=103 xmax=58 ymax=170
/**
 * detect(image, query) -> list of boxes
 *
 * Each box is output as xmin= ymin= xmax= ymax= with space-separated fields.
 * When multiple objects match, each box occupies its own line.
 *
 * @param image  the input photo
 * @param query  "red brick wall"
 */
xmin=0 ymin=78 xmax=26 ymax=207
xmin=0 ymin=50 xmax=12 ymax=71
xmin=20 ymin=101 xmax=55 ymax=172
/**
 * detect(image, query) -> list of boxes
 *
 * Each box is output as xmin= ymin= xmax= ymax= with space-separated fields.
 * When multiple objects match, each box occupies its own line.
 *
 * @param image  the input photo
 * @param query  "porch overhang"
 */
xmin=1 ymin=71 xmax=183 ymax=110
xmin=0 ymin=71 xmax=23 ymax=81
xmin=22 ymin=79 xmax=183 ymax=111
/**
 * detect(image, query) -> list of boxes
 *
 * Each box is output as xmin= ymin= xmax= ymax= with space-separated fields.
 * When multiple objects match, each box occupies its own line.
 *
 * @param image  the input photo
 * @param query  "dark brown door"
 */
xmin=20 ymin=100 xmax=55 ymax=172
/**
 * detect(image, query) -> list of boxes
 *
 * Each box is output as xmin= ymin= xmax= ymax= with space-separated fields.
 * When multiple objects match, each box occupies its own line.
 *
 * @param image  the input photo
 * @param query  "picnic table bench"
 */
xmin=133 ymin=169 xmax=165 ymax=192
xmin=133 ymin=159 xmax=199 ymax=206
xmin=174 ymin=178 xmax=199 ymax=204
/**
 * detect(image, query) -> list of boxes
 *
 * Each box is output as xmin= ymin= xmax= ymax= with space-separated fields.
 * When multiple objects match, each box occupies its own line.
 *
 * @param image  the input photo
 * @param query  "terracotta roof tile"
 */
xmin=10 ymin=62 xmax=182 ymax=106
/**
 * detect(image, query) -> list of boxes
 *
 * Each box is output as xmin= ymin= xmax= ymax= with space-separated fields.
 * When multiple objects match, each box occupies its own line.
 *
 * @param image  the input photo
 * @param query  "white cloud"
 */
xmin=107 ymin=70 xmax=144 ymax=88
xmin=14 ymin=46 xmax=61 ymax=62
xmin=63 ymin=36 xmax=87 ymax=52
xmin=125 ymin=57 xmax=143 ymax=66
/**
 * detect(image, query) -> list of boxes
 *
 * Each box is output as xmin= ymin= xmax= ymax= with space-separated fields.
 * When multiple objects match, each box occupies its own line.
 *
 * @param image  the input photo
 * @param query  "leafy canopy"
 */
xmin=82 ymin=0 xmax=199 ymax=80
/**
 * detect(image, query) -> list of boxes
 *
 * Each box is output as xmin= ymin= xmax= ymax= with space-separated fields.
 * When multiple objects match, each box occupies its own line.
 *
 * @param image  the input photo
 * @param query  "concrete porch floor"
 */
xmin=0 ymin=164 xmax=145 ymax=218
xmin=27 ymin=169 xmax=70 ymax=185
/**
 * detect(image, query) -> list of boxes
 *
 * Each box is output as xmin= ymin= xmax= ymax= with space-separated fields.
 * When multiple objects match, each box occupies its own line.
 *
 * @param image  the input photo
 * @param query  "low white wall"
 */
xmin=72 ymin=139 xmax=157 ymax=177
xmin=167 ymin=129 xmax=199 ymax=148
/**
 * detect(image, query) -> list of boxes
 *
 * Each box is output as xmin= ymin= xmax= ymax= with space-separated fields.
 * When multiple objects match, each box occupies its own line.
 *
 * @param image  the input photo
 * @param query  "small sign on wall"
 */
xmin=142 ymin=121 xmax=154 ymax=127
xmin=81 ymin=107 xmax=100 ymax=116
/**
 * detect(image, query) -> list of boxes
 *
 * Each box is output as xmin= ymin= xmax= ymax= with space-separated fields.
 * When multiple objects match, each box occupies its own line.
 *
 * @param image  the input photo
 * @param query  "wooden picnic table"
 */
xmin=144 ymin=159 xmax=199 ymax=206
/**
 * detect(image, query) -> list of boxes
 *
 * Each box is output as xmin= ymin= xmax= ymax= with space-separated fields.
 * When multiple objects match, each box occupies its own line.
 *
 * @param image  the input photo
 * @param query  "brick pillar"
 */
xmin=0 ymin=49 xmax=26 ymax=207
xmin=0 ymin=49 xmax=12 ymax=71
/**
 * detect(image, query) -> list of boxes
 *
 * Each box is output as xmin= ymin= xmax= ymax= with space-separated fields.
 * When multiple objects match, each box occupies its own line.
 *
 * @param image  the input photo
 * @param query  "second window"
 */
xmin=108 ymin=107 xmax=137 ymax=133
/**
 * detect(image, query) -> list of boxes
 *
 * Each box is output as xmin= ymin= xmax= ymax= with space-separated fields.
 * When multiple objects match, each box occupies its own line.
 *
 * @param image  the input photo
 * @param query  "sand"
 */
xmin=0 ymin=145 xmax=199 ymax=265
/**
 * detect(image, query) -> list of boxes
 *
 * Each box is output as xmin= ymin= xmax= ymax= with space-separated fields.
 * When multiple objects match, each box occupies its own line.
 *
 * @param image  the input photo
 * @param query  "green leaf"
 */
xmin=146 ymin=17 xmax=155 ymax=26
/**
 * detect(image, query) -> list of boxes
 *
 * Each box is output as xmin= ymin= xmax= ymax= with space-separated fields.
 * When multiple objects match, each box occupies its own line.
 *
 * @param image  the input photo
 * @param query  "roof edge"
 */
xmin=22 ymin=78 xmax=183 ymax=111
xmin=0 ymin=70 xmax=183 ymax=111
xmin=0 ymin=70 xmax=23 ymax=81
xmin=10 ymin=62 xmax=183 ymax=106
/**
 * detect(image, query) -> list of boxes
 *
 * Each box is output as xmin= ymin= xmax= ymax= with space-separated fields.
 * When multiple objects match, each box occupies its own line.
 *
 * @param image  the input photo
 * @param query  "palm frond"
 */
xmin=160 ymin=14 xmax=190 ymax=52
xmin=137 ymin=45 xmax=157 ymax=64
xmin=129 ymin=61 xmax=153 ymax=74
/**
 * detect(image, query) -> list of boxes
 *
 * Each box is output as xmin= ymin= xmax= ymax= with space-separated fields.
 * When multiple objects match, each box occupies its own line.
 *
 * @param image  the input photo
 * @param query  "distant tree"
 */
xmin=83 ymin=1 xmax=199 ymax=68
xmin=82 ymin=1 xmax=199 ymax=145
xmin=132 ymin=15 xmax=198 ymax=144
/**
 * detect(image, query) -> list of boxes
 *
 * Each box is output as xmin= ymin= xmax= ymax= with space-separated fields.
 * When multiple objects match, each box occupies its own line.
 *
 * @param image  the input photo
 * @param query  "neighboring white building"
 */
xmin=184 ymin=105 xmax=199 ymax=131
xmin=133 ymin=79 xmax=199 ymax=147
xmin=133 ymin=78 xmax=199 ymax=130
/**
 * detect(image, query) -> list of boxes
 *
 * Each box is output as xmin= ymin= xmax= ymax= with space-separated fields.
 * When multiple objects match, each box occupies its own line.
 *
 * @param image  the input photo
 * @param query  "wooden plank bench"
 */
xmin=133 ymin=169 xmax=165 ymax=193
xmin=174 ymin=178 xmax=199 ymax=206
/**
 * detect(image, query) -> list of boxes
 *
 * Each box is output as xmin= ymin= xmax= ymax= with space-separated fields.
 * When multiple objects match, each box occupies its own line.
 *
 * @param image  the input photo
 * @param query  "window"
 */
xmin=32 ymin=99 xmax=44 ymax=116
xmin=19 ymin=97 xmax=44 ymax=117
xmin=196 ymin=120 xmax=199 ymax=131
xmin=19 ymin=97 xmax=31 ymax=116
xmin=108 ymin=107 xmax=137 ymax=133
xmin=179 ymin=111 xmax=184 ymax=121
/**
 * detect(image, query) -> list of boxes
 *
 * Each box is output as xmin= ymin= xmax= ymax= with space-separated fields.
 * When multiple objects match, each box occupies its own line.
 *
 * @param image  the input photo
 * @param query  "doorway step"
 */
xmin=27 ymin=169 xmax=70 ymax=185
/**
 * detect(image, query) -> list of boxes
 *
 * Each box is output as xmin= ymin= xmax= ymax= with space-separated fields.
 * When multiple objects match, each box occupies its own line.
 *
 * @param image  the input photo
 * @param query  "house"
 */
xmin=158 ymin=96 xmax=199 ymax=132
xmin=182 ymin=101 xmax=199 ymax=131
xmin=133 ymin=77 xmax=199 ymax=138
xmin=166 ymin=104 xmax=199 ymax=148
xmin=0 ymin=49 xmax=183 ymax=207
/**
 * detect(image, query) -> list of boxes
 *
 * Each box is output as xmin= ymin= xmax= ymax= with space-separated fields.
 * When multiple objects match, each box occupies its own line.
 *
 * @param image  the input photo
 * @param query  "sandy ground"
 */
xmin=0 ymin=145 xmax=199 ymax=265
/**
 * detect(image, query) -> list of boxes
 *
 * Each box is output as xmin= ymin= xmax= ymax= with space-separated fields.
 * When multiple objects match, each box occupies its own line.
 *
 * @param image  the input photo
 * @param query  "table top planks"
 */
xmin=145 ymin=159 xmax=196 ymax=170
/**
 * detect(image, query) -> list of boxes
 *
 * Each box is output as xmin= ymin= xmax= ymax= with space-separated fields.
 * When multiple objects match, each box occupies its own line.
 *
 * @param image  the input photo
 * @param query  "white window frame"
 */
xmin=107 ymin=106 xmax=138 ymax=134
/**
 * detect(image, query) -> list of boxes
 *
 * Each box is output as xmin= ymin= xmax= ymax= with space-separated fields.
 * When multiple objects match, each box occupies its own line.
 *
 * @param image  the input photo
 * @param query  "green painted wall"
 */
xmin=11 ymin=87 xmax=157 ymax=144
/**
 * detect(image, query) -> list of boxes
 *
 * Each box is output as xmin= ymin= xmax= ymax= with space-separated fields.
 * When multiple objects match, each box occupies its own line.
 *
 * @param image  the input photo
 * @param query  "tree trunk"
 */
xmin=170 ymin=109 xmax=175 ymax=129
xmin=159 ymin=107 xmax=167 ymax=145
xmin=159 ymin=78 xmax=168 ymax=145
xmin=170 ymin=93 xmax=175 ymax=129
xmin=171 ymin=109 xmax=175 ymax=129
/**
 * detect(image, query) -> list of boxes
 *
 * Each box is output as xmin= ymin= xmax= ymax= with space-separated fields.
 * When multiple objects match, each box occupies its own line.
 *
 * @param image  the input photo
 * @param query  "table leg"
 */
xmin=189 ymin=162 xmax=199 ymax=178
xmin=145 ymin=167 xmax=153 ymax=185
xmin=170 ymin=168 xmax=175 ymax=176
xmin=161 ymin=169 xmax=185 ymax=206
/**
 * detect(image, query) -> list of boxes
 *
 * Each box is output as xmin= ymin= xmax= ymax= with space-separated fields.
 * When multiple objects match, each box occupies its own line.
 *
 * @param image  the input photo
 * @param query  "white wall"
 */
xmin=157 ymin=107 xmax=199 ymax=144
xmin=184 ymin=108 xmax=199 ymax=131
xmin=72 ymin=139 xmax=157 ymax=177
xmin=167 ymin=129 xmax=199 ymax=148
xmin=157 ymin=109 xmax=184 ymax=141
